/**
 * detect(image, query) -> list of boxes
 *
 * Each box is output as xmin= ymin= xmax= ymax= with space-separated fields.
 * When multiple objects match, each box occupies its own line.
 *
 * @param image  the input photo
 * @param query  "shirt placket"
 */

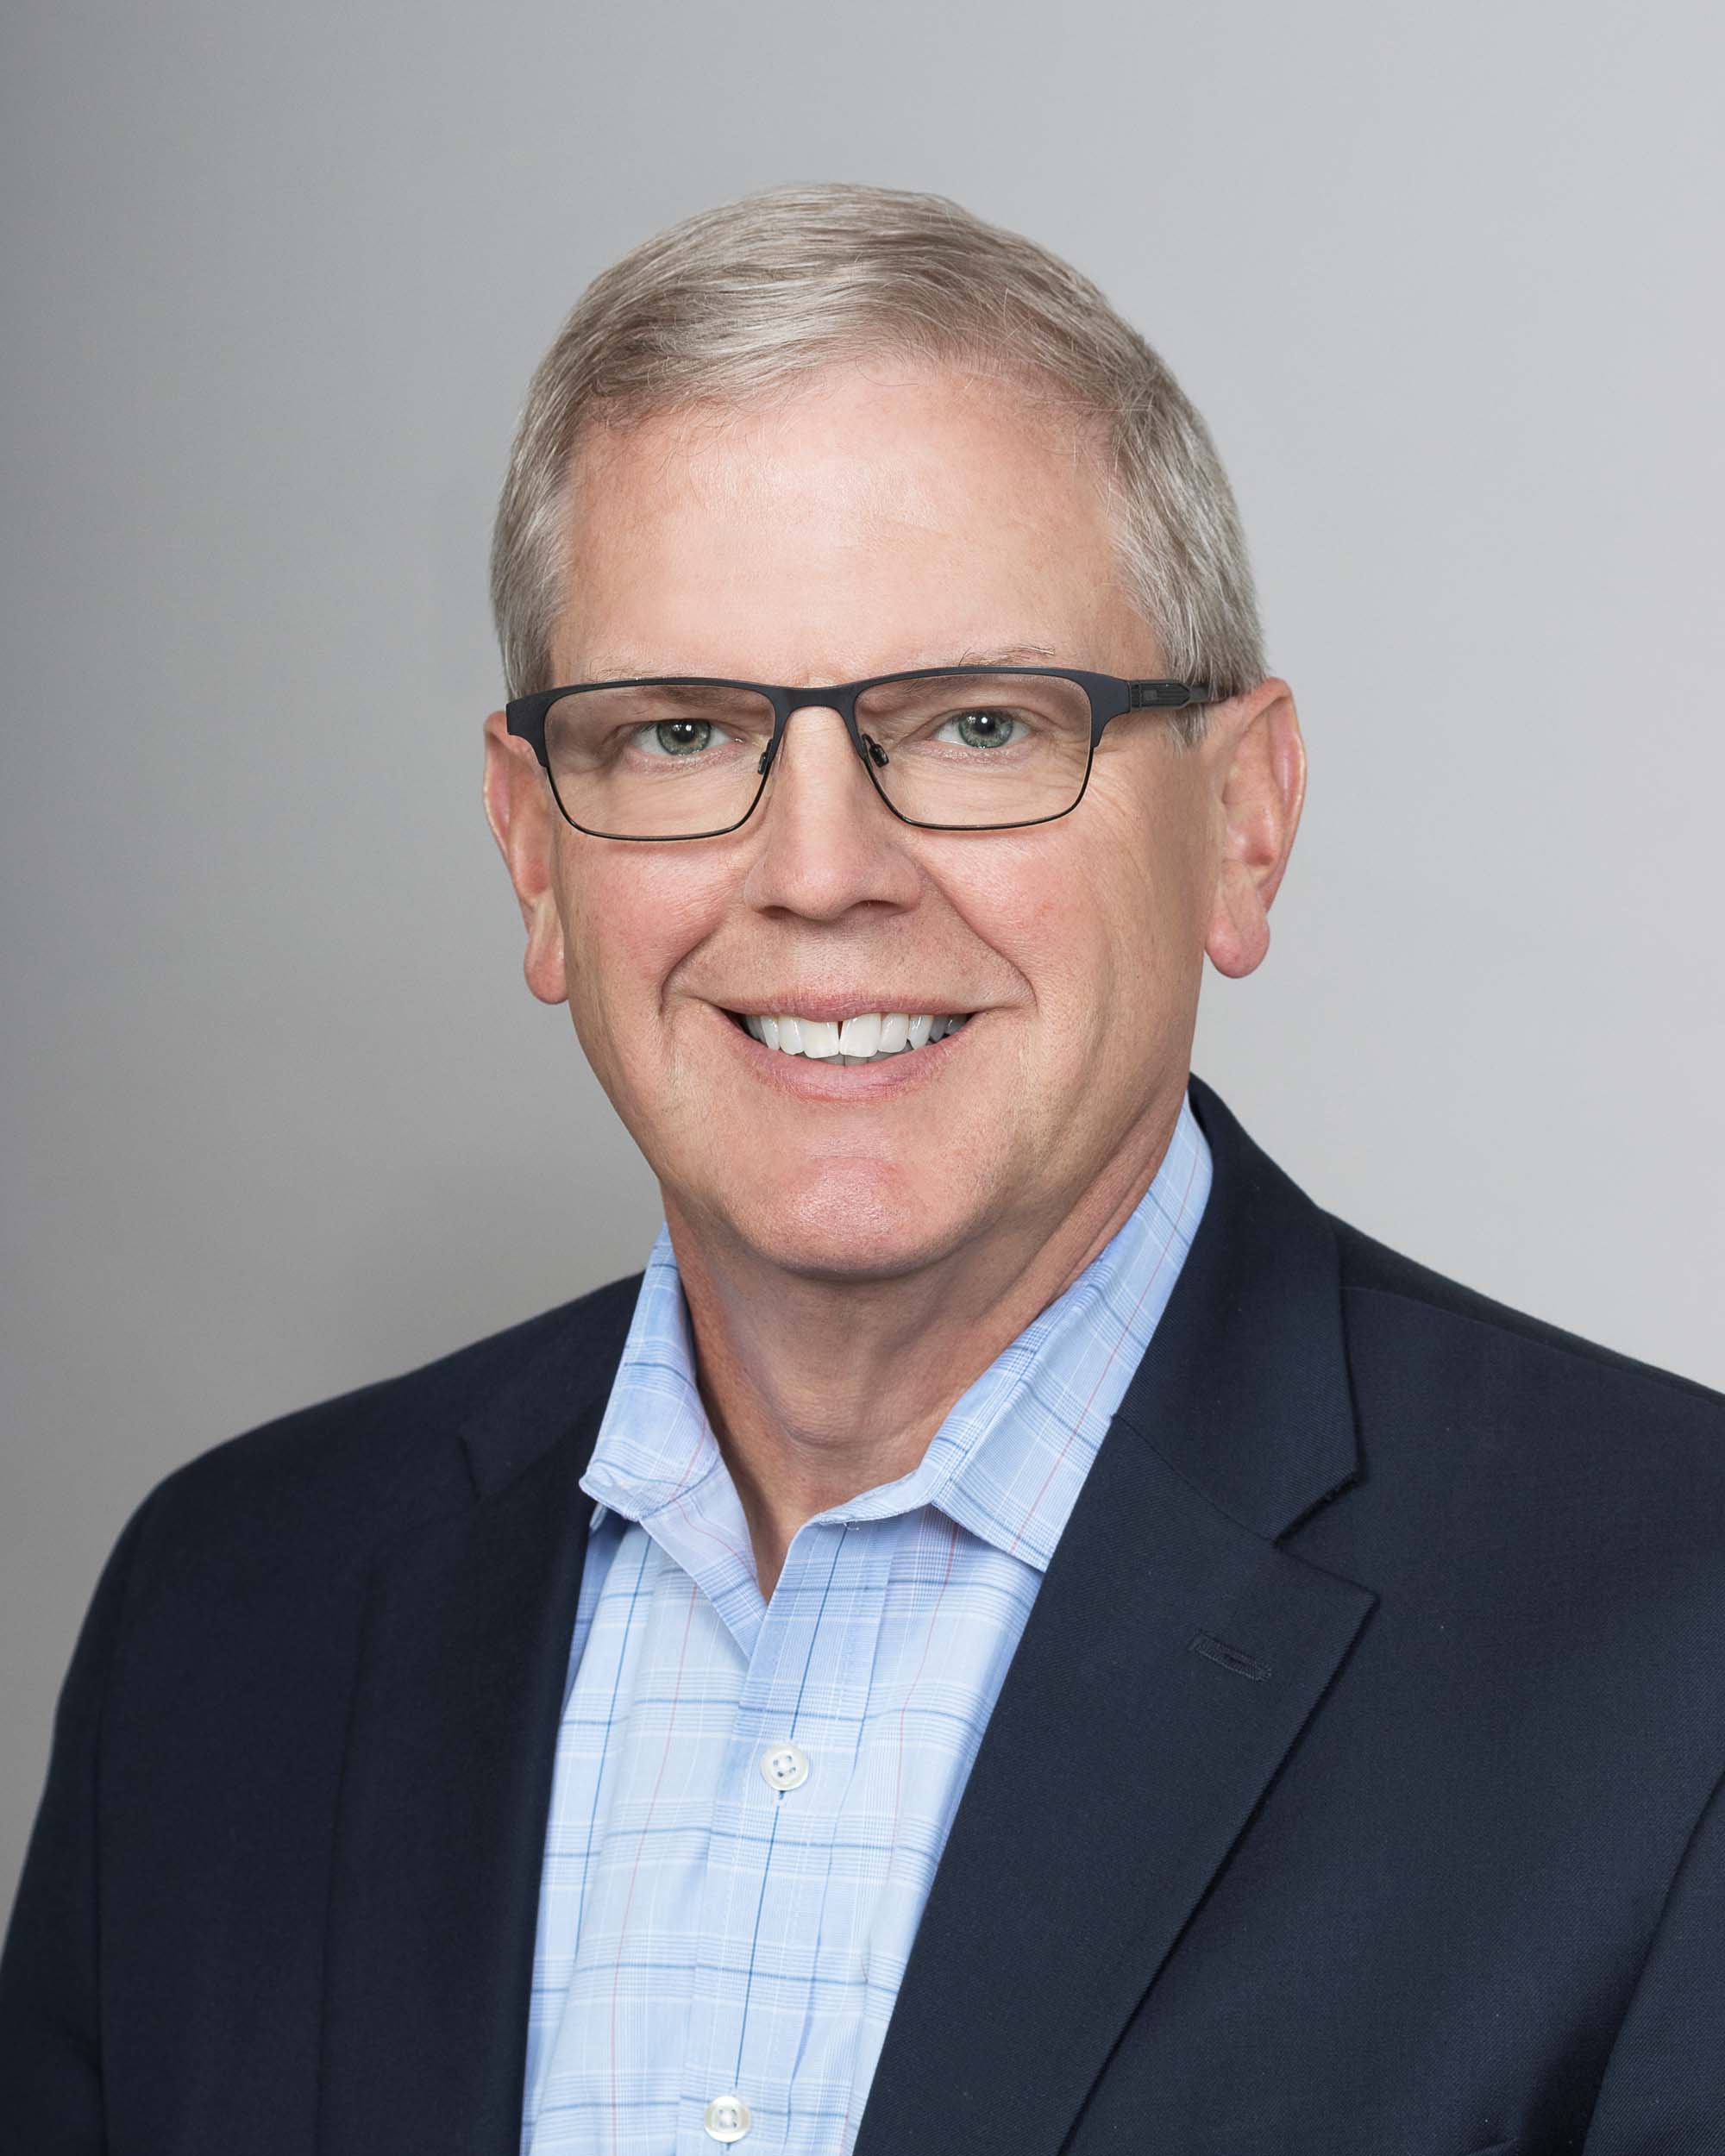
xmin=676 ymin=1514 xmax=870 ymax=2154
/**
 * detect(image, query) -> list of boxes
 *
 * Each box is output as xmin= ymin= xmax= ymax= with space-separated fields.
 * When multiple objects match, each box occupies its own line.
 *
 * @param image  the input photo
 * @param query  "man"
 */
xmin=3 ymin=183 xmax=1722 ymax=2156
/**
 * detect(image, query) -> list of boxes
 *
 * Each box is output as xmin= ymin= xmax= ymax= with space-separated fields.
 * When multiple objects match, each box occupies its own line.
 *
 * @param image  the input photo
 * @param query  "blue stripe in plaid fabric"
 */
xmin=521 ymin=1095 xmax=1211 ymax=2155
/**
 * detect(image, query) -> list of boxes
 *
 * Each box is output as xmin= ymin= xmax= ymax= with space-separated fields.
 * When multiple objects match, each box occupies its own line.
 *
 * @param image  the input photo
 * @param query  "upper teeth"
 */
xmin=742 ymin=1011 xmax=971 ymax=1062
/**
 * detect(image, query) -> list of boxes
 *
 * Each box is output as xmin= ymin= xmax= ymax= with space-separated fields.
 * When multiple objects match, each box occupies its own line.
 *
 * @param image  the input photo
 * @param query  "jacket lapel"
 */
xmin=853 ymin=1076 xmax=1380 ymax=2156
xmin=317 ymin=1300 xmax=630 ymax=2155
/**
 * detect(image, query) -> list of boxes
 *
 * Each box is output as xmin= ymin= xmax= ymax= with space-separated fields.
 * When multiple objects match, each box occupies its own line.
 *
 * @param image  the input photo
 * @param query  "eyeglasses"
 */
xmin=504 ymin=667 xmax=1220 ymax=841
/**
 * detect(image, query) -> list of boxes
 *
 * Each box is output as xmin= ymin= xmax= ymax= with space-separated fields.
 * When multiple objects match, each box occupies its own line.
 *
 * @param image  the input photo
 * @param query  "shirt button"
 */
xmin=704 ymin=2090 xmax=751 ymax=2141
xmin=760 ymin=1741 xmax=810 ymax=1791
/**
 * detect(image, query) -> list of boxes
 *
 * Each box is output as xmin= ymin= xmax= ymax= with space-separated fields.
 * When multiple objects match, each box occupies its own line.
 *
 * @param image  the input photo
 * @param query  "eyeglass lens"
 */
xmin=541 ymin=673 xmax=1095 ymax=837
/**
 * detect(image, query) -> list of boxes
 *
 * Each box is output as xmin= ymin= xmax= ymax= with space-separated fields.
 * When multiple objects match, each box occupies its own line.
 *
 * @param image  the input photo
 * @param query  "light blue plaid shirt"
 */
xmin=520 ymin=1096 xmax=1212 ymax=2155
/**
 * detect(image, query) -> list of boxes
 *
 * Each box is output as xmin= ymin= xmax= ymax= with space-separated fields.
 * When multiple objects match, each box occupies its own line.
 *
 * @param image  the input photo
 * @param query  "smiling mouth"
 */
xmin=725 ymin=1009 xmax=973 ymax=1066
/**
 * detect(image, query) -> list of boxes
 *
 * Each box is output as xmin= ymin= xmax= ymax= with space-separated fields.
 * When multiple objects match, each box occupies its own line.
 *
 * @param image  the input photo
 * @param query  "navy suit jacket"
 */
xmin=4 ymin=1075 xmax=1724 ymax=2155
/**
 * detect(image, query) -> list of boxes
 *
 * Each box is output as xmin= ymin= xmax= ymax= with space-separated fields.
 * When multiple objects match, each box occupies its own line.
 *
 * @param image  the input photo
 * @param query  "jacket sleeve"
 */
xmin=0 ymin=1489 xmax=160 ymax=2154
xmin=1580 ymin=1755 xmax=1725 ymax=2151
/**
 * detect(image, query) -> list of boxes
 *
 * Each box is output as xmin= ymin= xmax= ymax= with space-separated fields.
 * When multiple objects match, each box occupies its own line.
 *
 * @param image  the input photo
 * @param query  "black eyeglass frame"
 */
xmin=504 ymin=666 xmax=1222 ymax=841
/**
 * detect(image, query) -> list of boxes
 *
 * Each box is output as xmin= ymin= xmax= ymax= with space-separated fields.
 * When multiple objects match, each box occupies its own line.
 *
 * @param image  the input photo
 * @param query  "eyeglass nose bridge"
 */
xmin=754 ymin=686 xmax=882 ymax=781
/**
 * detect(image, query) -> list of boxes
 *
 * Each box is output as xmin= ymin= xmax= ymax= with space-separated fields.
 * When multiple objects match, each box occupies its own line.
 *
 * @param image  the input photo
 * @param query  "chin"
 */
xmin=712 ymin=1158 xmax=978 ymax=1283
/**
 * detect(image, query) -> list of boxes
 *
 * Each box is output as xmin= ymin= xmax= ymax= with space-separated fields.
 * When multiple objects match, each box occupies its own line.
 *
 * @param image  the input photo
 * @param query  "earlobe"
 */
xmin=481 ymin=710 xmax=569 ymax=1007
xmin=1206 ymin=861 xmax=1272 ymax=980
xmin=1201 ymin=680 xmax=1306 ymax=982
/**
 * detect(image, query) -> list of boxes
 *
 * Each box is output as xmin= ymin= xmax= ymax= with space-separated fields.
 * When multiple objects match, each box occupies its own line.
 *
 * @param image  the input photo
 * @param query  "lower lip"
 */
xmin=715 ymin=1010 xmax=975 ymax=1100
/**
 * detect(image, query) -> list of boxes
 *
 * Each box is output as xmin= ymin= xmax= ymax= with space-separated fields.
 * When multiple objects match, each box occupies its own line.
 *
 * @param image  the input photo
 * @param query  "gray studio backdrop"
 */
xmin=4 ymin=0 xmax=1722 ymax=1908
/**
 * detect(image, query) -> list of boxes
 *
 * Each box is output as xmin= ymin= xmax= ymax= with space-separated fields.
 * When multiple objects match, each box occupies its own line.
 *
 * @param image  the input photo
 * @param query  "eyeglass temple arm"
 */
xmin=1129 ymin=680 xmax=1218 ymax=709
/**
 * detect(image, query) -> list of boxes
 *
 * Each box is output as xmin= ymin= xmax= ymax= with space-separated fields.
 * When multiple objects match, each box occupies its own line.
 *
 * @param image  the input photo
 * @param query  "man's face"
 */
xmin=487 ymin=360 xmax=1289 ymax=1282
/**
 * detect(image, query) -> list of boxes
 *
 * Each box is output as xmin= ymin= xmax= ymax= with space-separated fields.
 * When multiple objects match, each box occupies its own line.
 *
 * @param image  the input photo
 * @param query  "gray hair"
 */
xmin=490 ymin=184 xmax=1264 ymax=747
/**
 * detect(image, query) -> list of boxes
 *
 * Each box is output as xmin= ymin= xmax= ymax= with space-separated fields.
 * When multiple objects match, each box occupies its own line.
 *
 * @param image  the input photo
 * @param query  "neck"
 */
xmin=664 ymin=1082 xmax=1187 ymax=1597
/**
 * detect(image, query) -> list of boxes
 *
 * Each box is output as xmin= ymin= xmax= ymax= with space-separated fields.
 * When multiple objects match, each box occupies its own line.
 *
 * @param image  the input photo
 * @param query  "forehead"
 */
xmin=553 ymin=360 xmax=1146 ymax=682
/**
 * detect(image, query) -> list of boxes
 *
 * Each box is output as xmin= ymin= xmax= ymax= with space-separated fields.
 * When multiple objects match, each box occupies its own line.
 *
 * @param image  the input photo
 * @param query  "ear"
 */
xmin=1201 ymin=679 xmax=1307 ymax=981
xmin=481 ymin=709 xmax=568 ymax=1006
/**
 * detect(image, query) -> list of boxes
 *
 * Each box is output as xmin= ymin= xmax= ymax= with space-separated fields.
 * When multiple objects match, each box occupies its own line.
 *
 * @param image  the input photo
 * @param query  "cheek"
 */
xmin=1087 ymin=762 xmax=1213 ymax=959
xmin=935 ymin=819 xmax=1204 ymax=1150
xmin=940 ymin=799 xmax=1195 ymax=1036
xmin=555 ymin=852 xmax=723 ymax=1064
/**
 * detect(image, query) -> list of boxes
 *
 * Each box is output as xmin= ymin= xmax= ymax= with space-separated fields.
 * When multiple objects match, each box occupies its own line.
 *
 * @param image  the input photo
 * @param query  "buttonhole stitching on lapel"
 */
xmin=1189 ymin=1631 xmax=1270 ymax=1681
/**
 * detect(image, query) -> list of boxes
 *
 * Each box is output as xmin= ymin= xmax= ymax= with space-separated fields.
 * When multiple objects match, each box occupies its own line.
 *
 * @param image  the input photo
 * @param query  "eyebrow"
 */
xmin=576 ymin=643 xmax=1061 ymax=684
xmin=942 ymin=644 xmax=1059 ymax=668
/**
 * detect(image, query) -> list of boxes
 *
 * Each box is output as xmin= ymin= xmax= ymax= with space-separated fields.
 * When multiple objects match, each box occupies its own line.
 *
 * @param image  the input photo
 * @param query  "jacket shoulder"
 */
xmin=141 ymin=1271 xmax=643 ymax=1555
xmin=1331 ymin=1215 xmax=1725 ymax=1419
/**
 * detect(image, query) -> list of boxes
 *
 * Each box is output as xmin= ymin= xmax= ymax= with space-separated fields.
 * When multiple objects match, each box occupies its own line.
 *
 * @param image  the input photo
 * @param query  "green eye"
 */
xmin=938 ymin=709 xmax=1019 ymax=749
xmin=654 ymin=718 xmax=712 ymax=756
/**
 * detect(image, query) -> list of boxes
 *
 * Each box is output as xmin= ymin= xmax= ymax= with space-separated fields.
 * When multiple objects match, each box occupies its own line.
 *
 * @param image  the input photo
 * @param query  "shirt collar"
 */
xmin=580 ymin=1092 xmax=1212 ymax=1576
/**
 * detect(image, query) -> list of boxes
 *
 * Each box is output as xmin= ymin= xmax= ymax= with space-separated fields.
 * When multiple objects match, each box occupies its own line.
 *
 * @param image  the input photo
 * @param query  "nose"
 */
xmin=739 ymin=705 xmax=919 ymax=923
